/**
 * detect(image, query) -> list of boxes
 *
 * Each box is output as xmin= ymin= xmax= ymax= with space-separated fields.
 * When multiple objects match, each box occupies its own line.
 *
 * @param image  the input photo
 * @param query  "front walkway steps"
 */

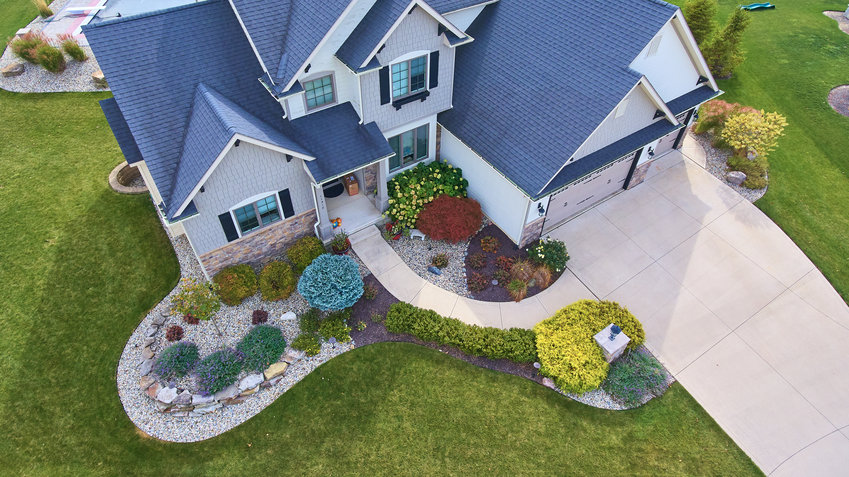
xmin=352 ymin=149 xmax=849 ymax=475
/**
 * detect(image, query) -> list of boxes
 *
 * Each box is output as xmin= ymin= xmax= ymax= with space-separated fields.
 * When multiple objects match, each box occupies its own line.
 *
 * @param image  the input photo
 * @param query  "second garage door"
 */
xmin=543 ymin=151 xmax=637 ymax=233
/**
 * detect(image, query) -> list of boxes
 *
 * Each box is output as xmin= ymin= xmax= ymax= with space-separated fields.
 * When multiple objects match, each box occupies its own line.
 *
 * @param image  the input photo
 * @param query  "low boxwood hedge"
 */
xmin=213 ymin=264 xmax=257 ymax=306
xmin=533 ymin=300 xmax=644 ymax=394
xmin=385 ymin=302 xmax=536 ymax=363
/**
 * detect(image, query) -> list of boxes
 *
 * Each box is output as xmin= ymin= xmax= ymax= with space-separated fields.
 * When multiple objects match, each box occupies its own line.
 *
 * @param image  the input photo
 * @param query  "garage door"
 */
xmin=542 ymin=151 xmax=637 ymax=232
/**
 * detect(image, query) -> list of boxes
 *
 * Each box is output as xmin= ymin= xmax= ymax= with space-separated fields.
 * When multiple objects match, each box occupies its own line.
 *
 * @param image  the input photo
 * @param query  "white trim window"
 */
xmin=391 ymin=55 xmax=427 ymax=99
xmin=388 ymin=124 xmax=429 ymax=171
xmin=231 ymin=193 xmax=281 ymax=236
xmin=303 ymin=74 xmax=336 ymax=110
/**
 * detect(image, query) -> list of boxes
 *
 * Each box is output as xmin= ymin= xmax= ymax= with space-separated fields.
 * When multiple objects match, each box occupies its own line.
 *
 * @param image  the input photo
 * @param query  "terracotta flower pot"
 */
xmin=332 ymin=238 xmax=351 ymax=255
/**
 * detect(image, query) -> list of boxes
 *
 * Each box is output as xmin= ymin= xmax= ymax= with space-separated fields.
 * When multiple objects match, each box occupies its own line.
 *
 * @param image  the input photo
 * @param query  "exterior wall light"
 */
xmin=537 ymin=203 xmax=546 ymax=216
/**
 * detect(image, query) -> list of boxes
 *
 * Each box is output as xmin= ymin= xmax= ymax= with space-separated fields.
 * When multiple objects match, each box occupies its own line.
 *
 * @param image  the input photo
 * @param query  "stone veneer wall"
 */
xmin=199 ymin=209 xmax=317 ymax=276
xmin=363 ymin=163 xmax=379 ymax=208
xmin=519 ymin=216 xmax=546 ymax=248
xmin=627 ymin=161 xmax=653 ymax=190
xmin=435 ymin=124 xmax=442 ymax=160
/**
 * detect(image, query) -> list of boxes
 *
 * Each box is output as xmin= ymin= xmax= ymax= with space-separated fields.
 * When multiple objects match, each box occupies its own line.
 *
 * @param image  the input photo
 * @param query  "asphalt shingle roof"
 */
xmin=84 ymin=0 xmax=296 ymax=215
xmin=99 ymin=97 xmax=143 ymax=164
xmin=667 ymin=85 xmax=721 ymax=115
xmin=290 ymin=103 xmax=394 ymax=183
xmin=438 ymin=0 xmax=677 ymax=198
xmin=167 ymin=84 xmax=311 ymax=219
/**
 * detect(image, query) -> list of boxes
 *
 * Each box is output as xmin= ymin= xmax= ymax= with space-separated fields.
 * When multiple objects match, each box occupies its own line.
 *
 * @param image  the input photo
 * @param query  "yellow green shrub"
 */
xmin=533 ymin=300 xmax=644 ymax=394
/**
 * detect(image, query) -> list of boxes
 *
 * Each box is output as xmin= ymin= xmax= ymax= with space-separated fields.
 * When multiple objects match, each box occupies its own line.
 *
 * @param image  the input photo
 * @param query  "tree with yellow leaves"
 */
xmin=720 ymin=110 xmax=788 ymax=158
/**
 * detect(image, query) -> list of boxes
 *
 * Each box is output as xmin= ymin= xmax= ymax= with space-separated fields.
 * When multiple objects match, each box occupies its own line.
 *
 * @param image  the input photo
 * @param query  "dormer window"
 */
xmin=391 ymin=55 xmax=427 ymax=99
xmin=303 ymin=74 xmax=335 ymax=110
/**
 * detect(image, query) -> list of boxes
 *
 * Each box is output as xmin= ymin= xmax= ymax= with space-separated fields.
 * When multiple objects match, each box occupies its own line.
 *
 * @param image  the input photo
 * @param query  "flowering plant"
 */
xmin=172 ymin=278 xmax=220 ymax=321
xmin=385 ymin=160 xmax=468 ymax=228
xmin=153 ymin=342 xmax=199 ymax=379
xmin=527 ymin=237 xmax=569 ymax=273
xmin=195 ymin=348 xmax=244 ymax=395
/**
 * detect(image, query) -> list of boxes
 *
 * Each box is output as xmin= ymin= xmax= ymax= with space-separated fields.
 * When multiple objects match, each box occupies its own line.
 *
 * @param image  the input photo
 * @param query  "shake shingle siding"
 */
xmin=438 ymin=0 xmax=677 ymax=197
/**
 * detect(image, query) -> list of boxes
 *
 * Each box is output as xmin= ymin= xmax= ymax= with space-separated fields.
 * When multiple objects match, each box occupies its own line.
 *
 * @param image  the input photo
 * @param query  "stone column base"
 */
xmin=627 ymin=161 xmax=653 ymax=190
xmin=519 ymin=216 xmax=546 ymax=248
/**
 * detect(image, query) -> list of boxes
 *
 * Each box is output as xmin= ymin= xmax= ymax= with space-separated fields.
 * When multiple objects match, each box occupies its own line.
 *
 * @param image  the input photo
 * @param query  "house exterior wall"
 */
xmin=570 ymin=84 xmax=662 ymax=159
xmin=360 ymin=6 xmax=455 ymax=131
xmin=629 ymin=19 xmax=702 ymax=101
xmin=439 ymin=125 xmax=529 ymax=244
xmin=182 ymin=141 xmax=316 ymax=256
xmin=443 ymin=3 xmax=488 ymax=30
xmin=384 ymin=113 xmax=439 ymax=179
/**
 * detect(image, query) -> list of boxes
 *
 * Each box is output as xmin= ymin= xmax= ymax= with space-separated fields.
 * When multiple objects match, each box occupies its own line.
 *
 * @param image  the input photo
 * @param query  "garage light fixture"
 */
xmin=648 ymin=147 xmax=655 ymax=157
xmin=537 ymin=203 xmax=546 ymax=216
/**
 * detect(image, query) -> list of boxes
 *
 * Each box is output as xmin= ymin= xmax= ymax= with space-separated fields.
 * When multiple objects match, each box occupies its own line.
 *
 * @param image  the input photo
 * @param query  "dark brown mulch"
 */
xmin=463 ymin=224 xmax=561 ymax=302
xmin=828 ymin=85 xmax=849 ymax=118
xmin=349 ymin=275 xmax=545 ymax=384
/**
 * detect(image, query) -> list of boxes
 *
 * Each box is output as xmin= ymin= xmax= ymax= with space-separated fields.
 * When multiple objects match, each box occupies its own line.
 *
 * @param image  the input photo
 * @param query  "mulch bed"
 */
xmin=349 ymin=275 xmax=544 ymax=383
xmin=463 ymin=224 xmax=561 ymax=302
xmin=828 ymin=85 xmax=849 ymax=118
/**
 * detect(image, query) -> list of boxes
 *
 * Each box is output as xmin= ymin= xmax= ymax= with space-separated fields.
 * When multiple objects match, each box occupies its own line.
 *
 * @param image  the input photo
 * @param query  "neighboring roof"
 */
xmin=231 ymin=0 xmax=351 ymax=88
xmin=666 ymin=85 xmax=722 ymax=115
xmin=99 ymin=97 xmax=143 ymax=164
xmin=539 ymin=120 xmax=682 ymax=198
xmin=335 ymin=0 xmax=468 ymax=72
xmin=438 ymin=0 xmax=678 ymax=198
xmin=289 ymin=103 xmax=394 ymax=183
xmin=84 ymin=0 xmax=293 ymax=214
xmin=167 ymin=84 xmax=312 ymax=219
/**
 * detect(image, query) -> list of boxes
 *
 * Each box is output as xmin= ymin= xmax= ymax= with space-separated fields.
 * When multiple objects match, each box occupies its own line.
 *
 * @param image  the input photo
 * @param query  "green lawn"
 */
xmin=671 ymin=0 xmax=849 ymax=300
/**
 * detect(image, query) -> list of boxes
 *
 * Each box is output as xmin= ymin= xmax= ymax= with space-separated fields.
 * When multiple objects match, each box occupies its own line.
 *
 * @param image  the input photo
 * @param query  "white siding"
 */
xmin=440 ymin=126 xmax=529 ymax=243
xmin=384 ymin=114 xmax=439 ymax=179
xmin=571 ymin=84 xmax=662 ymax=159
xmin=629 ymin=20 xmax=702 ymax=101
xmin=182 ymin=142 xmax=315 ymax=255
xmin=443 ymin=3 xmax=488 ymax=30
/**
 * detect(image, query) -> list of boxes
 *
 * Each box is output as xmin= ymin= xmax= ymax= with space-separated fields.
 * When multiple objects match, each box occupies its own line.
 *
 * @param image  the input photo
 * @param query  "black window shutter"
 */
xmin=279 ymin=189 xmax=295 ymax=218
xmin=379 ymin=66 xmax=390 ymax=105
xmin=429 ymin=51 xmax=439 ymax=89
xmin=218 ymin=212 xmax=239 ymax=242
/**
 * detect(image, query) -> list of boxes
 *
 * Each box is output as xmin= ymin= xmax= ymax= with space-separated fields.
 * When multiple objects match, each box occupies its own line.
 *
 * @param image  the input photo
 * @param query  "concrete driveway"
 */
xmin=550 ymin=151 xmax=849 ymax=475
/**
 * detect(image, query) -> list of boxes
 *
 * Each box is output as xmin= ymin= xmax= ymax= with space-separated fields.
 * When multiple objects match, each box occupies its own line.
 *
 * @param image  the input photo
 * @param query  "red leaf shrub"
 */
xmin=183 ymin=313 xmax=200 ymax=325
xmin=469 ymin=253 xmax=487 ymax=269
xmin=468 ymin=272 xmax=489 ymax=292
xmin=252 ymin=309 xmax=269 ymax=325
xmin=415 ymin=194 xmax=482 ymax=243
xmin=165 ymin=325 xmax=184 ymax=342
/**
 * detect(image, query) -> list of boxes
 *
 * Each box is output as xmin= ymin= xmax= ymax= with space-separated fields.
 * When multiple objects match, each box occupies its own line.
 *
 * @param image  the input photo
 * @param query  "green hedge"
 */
xmin=533 ymin=300 xmax=644 ymax=394
xmin=287 ymin=236 xmax=326 ymax=274
xmin=385 ymin=303 xmax=536 ymax=363
xmin=212 ymin=264 xmax=257 ymax=306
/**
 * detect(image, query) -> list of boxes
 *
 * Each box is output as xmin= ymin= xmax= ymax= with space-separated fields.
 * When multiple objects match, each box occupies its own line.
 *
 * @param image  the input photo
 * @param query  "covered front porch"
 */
xmin=314 ymin=161 xmax=387 ymax=240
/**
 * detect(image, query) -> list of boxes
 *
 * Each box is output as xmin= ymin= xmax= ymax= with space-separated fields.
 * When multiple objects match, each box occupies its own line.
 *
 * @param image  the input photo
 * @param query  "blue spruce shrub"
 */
xmin=297 ymin=254 xmax=364 ymax=311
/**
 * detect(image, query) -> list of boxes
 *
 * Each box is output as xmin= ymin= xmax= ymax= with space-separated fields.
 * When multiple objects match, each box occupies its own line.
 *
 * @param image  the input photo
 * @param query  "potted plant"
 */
xmin=330 ymin=230 xmax=351 ymax=255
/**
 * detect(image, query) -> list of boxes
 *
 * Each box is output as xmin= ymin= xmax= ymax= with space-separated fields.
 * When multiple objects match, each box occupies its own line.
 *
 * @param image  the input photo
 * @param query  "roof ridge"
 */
xmin=82 ymin=0 xmax=214 ymax=30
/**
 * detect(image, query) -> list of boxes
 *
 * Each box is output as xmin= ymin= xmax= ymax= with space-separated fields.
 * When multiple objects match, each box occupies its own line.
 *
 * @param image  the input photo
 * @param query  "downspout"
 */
xmin=310 ymin=183 xmax=322 ymax=239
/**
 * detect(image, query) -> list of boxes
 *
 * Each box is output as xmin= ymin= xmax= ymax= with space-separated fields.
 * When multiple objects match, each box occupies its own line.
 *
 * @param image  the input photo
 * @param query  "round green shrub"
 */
xmin=291 ymin=334 xmax=321 ymax=356
xmin=533 ymin=300 xmax=644 ymax=394
xmin=153 ymin=341 xmax=199 ymax=379
xmin=602 ymin=349 xmax=668 ymax=407
xmin=318 ymin=309 xmax=352 ymax=342
xmin=299 ymin=308 xmax=321 ymax=334
xmin=195 ymin=348 xmax=244 ymax=395
xmin=237 ymin=325 xmax=287 ymax=372
xmin=287 ymin=236 xmax=326 ymax=274
xmin=213 ymin=264 xmax=257 ymax=306
xmin=386 ymin=160 xmax=468 ymax=228
xmin=297 ymin=254 xmax=363 ymax=311
xmin=527 ymin=237 xmax=570 ymax=273
xmin=259 ymin=261 xmax=296 ymax=301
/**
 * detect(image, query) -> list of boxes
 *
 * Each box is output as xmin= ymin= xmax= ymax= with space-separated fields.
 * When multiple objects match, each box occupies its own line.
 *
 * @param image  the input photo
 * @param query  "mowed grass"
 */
xmin=0 ymin=1 xmax=760 ymax=475
xmin=671 ymin=0 xmax=849 ymax=299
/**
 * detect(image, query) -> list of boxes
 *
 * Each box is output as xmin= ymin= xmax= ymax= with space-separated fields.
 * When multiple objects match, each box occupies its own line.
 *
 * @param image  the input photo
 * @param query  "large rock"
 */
xmin=1 ymin=62 xmax=25 ymax=78
xmin=143 ymin=337 xmax=155 ymax=348
xmin=145 ymin=327 xmax=158 ymax=337
xmin=156 ymin=386 xmax=179 ymax=404
xmin=152 ymin=315 xmax=167 ymax=327
xmin=141 ymin=347 xmax=155 ymax=360
xmin=280 ymin=311 xmax=296 ymax=321
xmin=239 ymin=373 xmax=264 ymax=392
xmin=264 ymin=362 xmax=288 ymax=380
xmin=172 ymin=390 xmax=192 ymax=405
xmin=726 ymin=171 xmax=747 ymax=186
xmin=193 ymin=403 xmax=222 ymax=415
xmin=240 ymin=386 xmax=258 ymax=397
xmin=283 ymin=350 xmax=303 ymax=363
xmin=139 ymin=375 xmax=156 ymax=390
xmin=213 ymin=384 xmax=239 ymax=401
xmin=139 ymin=359 xmax=154 ymax=376
xmin=91 ymin=70 xmax=108 ymax=88
xmin=146 ymin=382 xmax=162 ymax=399
xmin=192 ymin=393 xmax=215 ymax=405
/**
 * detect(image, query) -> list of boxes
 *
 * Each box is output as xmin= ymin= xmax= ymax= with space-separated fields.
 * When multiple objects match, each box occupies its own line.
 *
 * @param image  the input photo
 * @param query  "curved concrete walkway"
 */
xmin=351 ymin=145 xmax=849 ymax=475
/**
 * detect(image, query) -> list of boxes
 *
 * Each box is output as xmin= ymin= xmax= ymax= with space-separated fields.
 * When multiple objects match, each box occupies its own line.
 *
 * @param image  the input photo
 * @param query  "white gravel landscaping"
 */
xmin=691 ymin=132 xmax=767 ymax=203
xmin=388 ymin=233 xmax=471 ymax=297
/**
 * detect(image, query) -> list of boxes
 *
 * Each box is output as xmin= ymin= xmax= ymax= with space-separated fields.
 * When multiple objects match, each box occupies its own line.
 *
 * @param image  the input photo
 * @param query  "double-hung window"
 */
xmin=391 ymin=55 xmax=427 ymax=99
xmin=303 ymin=74 xmax=335 ymax=110
xmin=388 ymin=124 xmax=429 ymax=171
xmin=232 ymin=194 xmax=281 ymax=235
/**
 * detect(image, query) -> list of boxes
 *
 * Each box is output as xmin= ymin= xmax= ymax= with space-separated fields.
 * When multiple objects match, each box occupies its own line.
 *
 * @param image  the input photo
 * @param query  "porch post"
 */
xmin=376 ymin=161 xmax=389 ymax=211
xmin=312 ymin=183 xmax=334 ymax=241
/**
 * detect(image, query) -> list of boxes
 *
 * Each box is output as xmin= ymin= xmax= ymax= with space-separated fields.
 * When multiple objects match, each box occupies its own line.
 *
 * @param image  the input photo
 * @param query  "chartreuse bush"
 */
xmin=237 ymin=325 xmax=287 ymax=372
xmin=287 ymin=236 xmax=326 ymax=274
xmin=318 ymin=309 xmax=352 ymax=342
xmin=298 ymin=254 xmax=363 ymax=311
xmin=386 ymin=160 xmax=468 ymax=228
xmin=258 ymin=260 xmax=296 ymax=301
xmin=213 ymin=264 xmax=257 ymax=305
xmin=386 ymin=303 xmax=537 ymax=363
xmin=534 ymin=300 xmax=644 ymax=394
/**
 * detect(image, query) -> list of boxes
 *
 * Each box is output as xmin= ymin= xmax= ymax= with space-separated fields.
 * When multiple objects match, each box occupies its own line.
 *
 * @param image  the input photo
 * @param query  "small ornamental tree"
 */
xmin=297 ymin=254 xmax=364 ymax=311
xmin=172 ymin=278 xmax=221 ymax=321
xmin=682 ymin=0 xmax=717 ymax=46
xmin=415 ymin=194 xmax=483 ymax=243
xmin=703 ymin=8 xmax=751 ymax=78
xmin=720 ymin=110 xmax=788 ymax=158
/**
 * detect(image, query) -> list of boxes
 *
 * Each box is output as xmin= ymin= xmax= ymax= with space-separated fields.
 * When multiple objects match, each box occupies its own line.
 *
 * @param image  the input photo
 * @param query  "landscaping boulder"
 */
xmin=727 ymin=171 xmax=747 ymax=186
xmin=153 ymin=314 xmax=168 ymax=326
xmin=239 ymin=373 xmax=264 ymax=392
xmin=156 ymin=386 xmax=179 ymax=404
xmin=143 ymin=337 xmax=155 ymax=347
xmin=92 ymin=70 xmax=108 ymax=88
xmin=146 ymin=381 xmax=162 ymax=399
xmin=141 ymin=347 xmax=155 ymax=360
xmin=192 ymin=393 xmax=215 ymax=406
xmin=139 ymin=359 xmax=154 ymax=376
xmin=263 ymin=362 xmax=288 ymax=380
xmin=280 ymin=311 xmax=296 ymax=321
xmin=213 ymin=383 xmax=239 ymax=401
xmin=139 ymin=375 xmax=156 ymax=390
xmin=193 ymin=403 xmax=222 ymax=415
xmin=145 ymin=326 xmax=158 ymax=337
xmin=172 ymin=390 xmax=192 ymax=405
xmin=1 ymin=62 xmax=25 ymax=78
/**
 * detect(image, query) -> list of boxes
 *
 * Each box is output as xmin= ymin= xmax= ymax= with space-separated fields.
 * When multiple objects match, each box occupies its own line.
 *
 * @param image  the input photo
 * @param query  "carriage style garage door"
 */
xmin=542 ymin=151 xmax=637 ymax=233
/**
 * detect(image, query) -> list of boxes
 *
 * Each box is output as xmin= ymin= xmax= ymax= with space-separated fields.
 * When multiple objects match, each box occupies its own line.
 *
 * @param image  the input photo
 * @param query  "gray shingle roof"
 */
xmin=167 ymin=84 xmax=311 ymax=219
xmin=99 ymin=97 xmax=143 ymax=164
xmin=84 ymin=0 xmax=296 ymax=215
xmin=336 ymin=0 xmax=479 ymax=72
xmin=290 ymin=103 xmax=394 ymax=183
xmin=667 ymin=85 xmax=721 ymax=115
xmin=438 ymin=0 xmax=677 ymax=198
